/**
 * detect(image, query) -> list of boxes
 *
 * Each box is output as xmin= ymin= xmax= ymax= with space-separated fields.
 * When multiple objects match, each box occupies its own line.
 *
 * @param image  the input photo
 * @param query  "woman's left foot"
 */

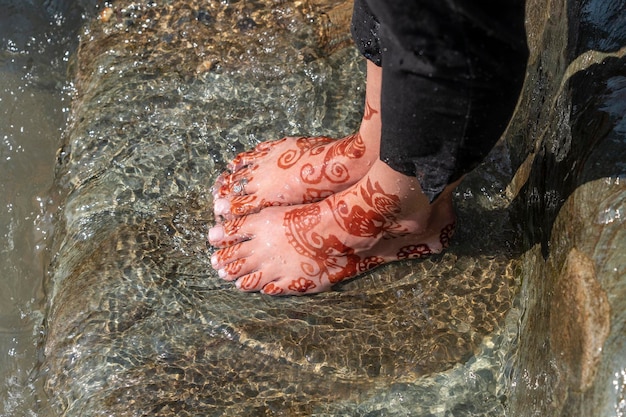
xmin=208 ymin=159 xmax=456 ymax=295
xmin=211 ymin=60 xmax=383 ymax=221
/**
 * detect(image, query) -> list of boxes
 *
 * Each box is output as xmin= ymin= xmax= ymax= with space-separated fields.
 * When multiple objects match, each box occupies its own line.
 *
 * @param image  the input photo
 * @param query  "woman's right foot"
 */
xmin=208 ymin=159 xmax=457 ymax=296
xmin=212 ymin=60 xmax=382 ymax=221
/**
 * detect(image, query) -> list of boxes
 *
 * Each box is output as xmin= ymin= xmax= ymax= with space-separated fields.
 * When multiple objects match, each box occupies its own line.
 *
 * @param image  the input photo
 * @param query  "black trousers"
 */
xmin=351 ymin=0 xmax=528 ymax=201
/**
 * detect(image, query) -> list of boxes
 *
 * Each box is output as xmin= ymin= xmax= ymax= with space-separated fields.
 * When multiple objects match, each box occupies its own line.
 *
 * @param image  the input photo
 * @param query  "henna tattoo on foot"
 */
xmin=212 ymin=99 xmax=380 ymax=219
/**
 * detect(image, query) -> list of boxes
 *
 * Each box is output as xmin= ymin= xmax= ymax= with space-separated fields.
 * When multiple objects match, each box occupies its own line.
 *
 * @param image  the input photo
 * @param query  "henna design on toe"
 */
xmin=239 ymin=272 xmax=263 ymax=290
xmin=262 ymin=282 xmax=284 ymax=295
xmin=213 ymin=217 xmax=249 ymax=247
xmin=223 ymin=258 xmax=245 ymax=275
xmin=223 ymin=216 xmax=247 ymax=236
xmin=213 ymin=243 xmax=243 ymax=267
xmin=229 ymin=195 xmax=286 ymax=217
xmin=217 ymin=166 xmax=258 ymax=198
xmin=229 ymin=195 xmax=259 ymax=216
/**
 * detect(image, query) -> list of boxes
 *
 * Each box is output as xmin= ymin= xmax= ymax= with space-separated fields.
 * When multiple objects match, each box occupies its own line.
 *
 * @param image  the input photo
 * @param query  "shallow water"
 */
xmin=3 ymin=1 xmax=527 ymax=415
xmin=0 ymin=1 xmax=82 ymax=415
xmin=41 ymin=1 xmax=527 ymax=415
xmin=3 ymin=0 xmax=623 ymax=415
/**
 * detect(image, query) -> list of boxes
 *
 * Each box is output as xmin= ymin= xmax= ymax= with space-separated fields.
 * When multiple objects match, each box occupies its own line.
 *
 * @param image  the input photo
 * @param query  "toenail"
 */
xmin=210 ymin=253 xmax=218 ymax=268
xmin=218 ymin=269 xmax=227 ymax=279
xmin=214 ymin=198 xmax=231 ymax=215
xmin=208 ymin=226 xmax=224 ymax=243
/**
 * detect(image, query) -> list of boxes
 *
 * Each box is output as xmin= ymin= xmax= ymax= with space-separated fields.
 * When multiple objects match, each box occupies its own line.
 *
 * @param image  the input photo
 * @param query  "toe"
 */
xmin=211 ymin=242 xmax=245 ymax=269
xmin=211 ymin=169 xmax=229 ymax=191
xmin=235 ymin=271 xmax=267 ymax=291
xmin=219 ymin=258 xmax=248 ymax=281
xmin=217 ymin=248 xmax=260 ymax=282
xmin=213 ymin=198 xmax=231 ymax=218
xmin=208 ymin=217 xmax=251 ymax=247
xmin=226 ymin=166 xmax=253 ymax=185
xmin=215 ymin=177 xmax=240 ymax=198
xmin=208 ymin=225 xmax=225 ymax=246
xmin=260 ymin=282 xmax=286 ymax=296
xmin=229 ymin=194 xmax=263 ymax=217
xmin=215 ymin=167 xmax=257 ymax=199
xmin=227 ymin=149 xmax=256 ymax=171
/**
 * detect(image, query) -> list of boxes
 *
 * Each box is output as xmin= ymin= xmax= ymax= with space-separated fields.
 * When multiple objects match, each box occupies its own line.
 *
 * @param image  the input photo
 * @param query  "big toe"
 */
xmin=208 ymin=225 xmax=225 ymax=245
xmin=213 ymin=198 xmax=231 ymax=218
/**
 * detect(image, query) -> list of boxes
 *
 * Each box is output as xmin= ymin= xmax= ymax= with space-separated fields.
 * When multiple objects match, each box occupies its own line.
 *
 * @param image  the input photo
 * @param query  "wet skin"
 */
xmin=209 ymin=159 xmax=457 ymax=295
xmin=209 ymin=61 xmax=458 ymax=295
xmin=212 ymin=61 xmax=383 ymax=219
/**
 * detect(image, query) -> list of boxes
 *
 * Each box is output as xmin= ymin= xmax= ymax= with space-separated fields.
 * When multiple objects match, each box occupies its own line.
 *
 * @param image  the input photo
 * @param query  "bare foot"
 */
xmin=212 ymin=61 xmax=382 ymax=220
xmin=208 ymin=160 xmax=457 ymax=296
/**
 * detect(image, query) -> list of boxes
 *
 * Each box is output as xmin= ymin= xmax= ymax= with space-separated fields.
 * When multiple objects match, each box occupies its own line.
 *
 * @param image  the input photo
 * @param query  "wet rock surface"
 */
xmin=505 ymin=0 xmax=626 ymax=415
xmin=549 ymin=248 xmax=610 ymax=392
xmin=43 ymin=1 xmax=518 ymax=416
xmin=41 ymin=0 xmax=625 ymax=416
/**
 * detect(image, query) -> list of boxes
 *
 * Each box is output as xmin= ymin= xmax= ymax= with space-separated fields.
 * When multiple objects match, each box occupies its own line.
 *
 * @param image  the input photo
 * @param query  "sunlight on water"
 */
xmin=39 ymin=1 xmax=525 ymax=415
xmin=1 ymin=1 xmax=531 ymax=415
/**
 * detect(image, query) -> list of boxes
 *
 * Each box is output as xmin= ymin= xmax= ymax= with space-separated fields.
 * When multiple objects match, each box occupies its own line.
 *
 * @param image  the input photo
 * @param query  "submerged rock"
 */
xmin=41 ymin=0 xmax=625 ymax=415
xmin=43 ymin=0 xmax=517 ymax=415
